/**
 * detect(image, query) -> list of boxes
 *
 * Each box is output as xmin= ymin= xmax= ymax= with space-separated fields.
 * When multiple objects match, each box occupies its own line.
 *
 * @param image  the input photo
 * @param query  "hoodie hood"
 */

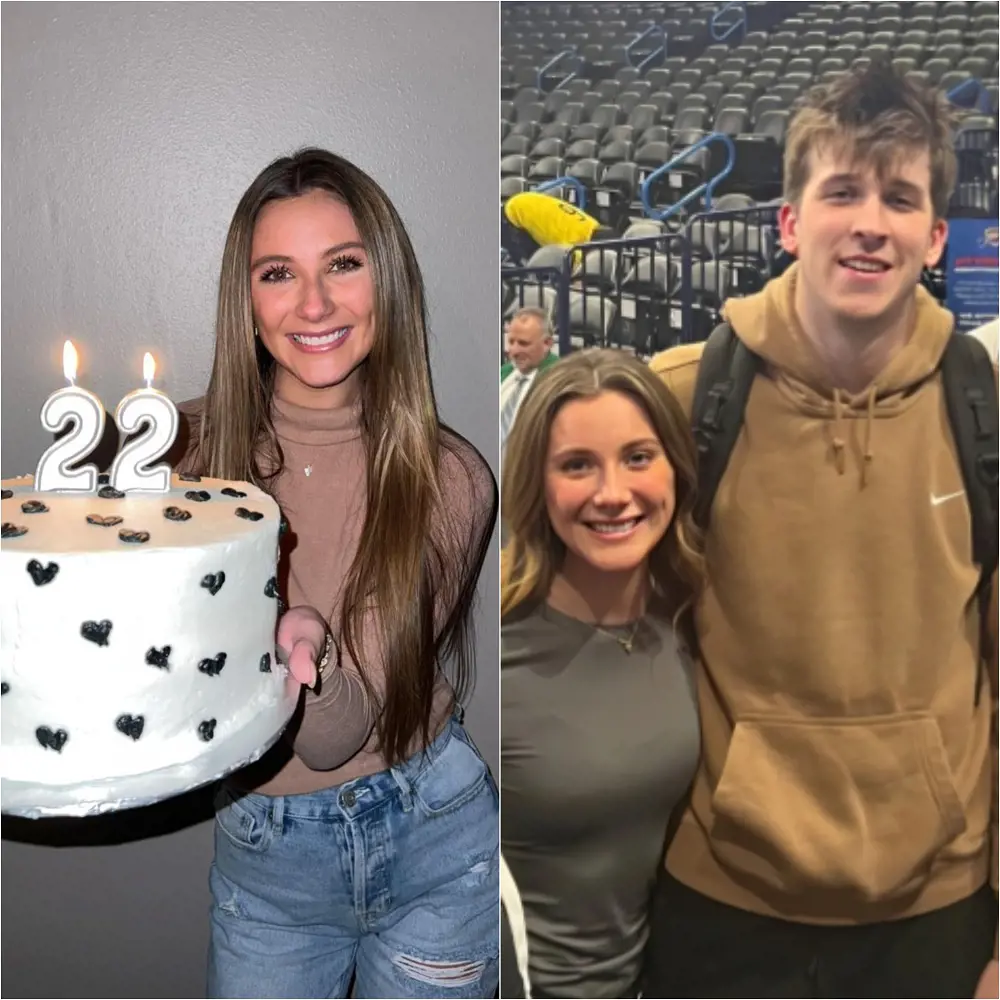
xmin=723 ymin=262 xmax=955 ymax=400
xmin=722 ymin=262 xmax=956 ymax=485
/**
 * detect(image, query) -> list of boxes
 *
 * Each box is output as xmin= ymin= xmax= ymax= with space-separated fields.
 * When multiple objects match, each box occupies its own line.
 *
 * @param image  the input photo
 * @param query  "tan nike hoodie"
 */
xmin=651 ymin=263 xmax=997 ymax=924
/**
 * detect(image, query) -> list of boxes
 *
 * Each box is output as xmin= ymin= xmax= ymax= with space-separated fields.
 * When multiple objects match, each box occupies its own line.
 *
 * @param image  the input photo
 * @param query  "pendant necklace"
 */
xmin=593 ymin=619 xmax=642 ymax=654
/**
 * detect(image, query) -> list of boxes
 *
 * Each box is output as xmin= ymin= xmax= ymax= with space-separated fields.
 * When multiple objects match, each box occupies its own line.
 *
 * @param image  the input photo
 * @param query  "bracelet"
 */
xmin=317 ymin=629 xmax=335 ymax=673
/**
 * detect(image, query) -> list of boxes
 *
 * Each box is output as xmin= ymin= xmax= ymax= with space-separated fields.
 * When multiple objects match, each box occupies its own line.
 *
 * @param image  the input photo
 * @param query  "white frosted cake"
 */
xmin=0 ymin=473 xmax=298 ymax=816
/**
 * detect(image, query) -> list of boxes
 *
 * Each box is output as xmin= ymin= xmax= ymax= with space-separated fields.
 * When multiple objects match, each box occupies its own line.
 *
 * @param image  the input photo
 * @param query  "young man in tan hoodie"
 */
xmin=647 ymin=62 xmax=998 ymax=998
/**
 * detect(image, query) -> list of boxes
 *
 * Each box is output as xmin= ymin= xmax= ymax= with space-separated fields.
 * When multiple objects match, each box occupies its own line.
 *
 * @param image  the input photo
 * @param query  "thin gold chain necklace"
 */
xmin=592 ymin=619 xmax=642 ymax=654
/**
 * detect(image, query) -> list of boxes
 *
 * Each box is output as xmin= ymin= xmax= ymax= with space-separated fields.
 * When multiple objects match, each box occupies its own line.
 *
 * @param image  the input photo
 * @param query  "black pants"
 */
xmin=500 ymin=903 xmax=525 ymax=999
xmin=500 ymin=213 xmax=541 ymax=268
xmin=643 ymin=873 xmax=998 ymax=999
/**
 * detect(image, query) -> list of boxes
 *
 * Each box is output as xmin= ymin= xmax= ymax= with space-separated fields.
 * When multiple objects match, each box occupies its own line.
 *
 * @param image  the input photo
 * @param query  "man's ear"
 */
xmin=924 ymin=217 xmax=948 ymax=269
xmin=778 ymin=200 xmax=800 ymax=257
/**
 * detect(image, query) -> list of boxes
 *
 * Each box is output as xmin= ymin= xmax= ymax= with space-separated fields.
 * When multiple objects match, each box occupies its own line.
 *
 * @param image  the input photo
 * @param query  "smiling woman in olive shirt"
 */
xmin=500 ymin=350 xmax=703 ymax=999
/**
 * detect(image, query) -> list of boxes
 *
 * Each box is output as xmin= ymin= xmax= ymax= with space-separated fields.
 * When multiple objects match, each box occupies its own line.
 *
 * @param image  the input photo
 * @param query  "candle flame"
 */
xmin=143 ymin=352 xmax=156 ymax=387
xmin=63 ymin=340 xmax=78 ymax=384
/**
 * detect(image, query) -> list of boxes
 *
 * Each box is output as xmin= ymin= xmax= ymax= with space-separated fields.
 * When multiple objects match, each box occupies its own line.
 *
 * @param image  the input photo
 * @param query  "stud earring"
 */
xmin=253 ymin=326 xmax=259 ymax=338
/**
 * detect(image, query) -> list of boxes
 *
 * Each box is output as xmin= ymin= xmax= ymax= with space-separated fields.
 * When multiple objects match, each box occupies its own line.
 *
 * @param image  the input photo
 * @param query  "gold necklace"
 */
xmin=593 ymin=619 xmax=642 ymax=655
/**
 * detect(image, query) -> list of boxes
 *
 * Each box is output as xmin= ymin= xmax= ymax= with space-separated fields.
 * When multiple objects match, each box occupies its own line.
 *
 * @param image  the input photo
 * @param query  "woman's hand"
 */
xmin=974 ymin=959 xmax=998 ymax=999
xmin=276 ymin=605 xmax=331 ymax=689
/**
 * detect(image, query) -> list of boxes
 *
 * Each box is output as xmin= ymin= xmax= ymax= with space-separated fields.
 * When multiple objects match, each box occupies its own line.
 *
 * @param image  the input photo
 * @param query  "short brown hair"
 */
xmin=784 ymin=60 xmax=958 ymax=218
xmin=508 ymin=306 xmax=554 ymax=340
xmin=501 ymin=349 xmax=704 ymax=648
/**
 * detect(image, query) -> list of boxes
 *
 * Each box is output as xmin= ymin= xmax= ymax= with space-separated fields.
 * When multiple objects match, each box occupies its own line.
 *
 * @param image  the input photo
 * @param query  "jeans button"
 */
xmin=341 ymin=789 xmax=356 ymax=808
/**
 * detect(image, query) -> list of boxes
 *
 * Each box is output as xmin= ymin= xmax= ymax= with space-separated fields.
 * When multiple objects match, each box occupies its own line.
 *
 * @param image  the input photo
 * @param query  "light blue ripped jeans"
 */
xmin=207 ymin=715 xmax=499 ymax=998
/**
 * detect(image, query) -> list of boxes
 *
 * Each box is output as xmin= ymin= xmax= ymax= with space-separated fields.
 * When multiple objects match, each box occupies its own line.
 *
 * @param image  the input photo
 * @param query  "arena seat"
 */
xmin=502 ymin=0 xmax=998 ymax=354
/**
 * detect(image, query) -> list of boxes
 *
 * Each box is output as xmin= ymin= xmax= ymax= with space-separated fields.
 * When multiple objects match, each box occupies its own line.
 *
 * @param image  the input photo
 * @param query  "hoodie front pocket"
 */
xmin=709 ymin=713 xmax=966 ymax=903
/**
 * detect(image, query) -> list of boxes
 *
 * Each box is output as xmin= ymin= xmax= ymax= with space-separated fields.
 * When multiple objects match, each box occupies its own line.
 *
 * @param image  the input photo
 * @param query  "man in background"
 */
xmin=501 ymin=307 xmax=557 ymax=457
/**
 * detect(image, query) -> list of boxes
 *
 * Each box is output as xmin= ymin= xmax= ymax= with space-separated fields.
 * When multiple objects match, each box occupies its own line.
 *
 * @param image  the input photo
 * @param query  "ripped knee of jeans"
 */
xmin=391 ymin=954 xmax=487 ymax=989
xmin=216 ymin=887 xmax=242 ymax=919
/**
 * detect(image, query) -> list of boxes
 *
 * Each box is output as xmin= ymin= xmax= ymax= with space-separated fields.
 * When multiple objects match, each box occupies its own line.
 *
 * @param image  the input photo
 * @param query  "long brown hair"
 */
xmin=501 ymin=349 xmax=704 ymax=646
xmin=199 ymin=147 xmax=488 ymax=763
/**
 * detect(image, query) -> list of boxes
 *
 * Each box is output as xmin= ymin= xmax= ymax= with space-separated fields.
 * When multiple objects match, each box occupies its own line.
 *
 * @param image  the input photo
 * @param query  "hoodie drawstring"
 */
xmin=831 ymin=389 xmax=846 ymax=475
xmin=831 ymin=386 xmax=878 ymax=485
xmin=860 ymin=385 xmax=877 ymax=488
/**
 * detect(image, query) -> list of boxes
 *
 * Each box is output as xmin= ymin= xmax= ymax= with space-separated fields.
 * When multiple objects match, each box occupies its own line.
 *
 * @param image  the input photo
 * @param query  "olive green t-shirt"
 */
xmin=501 ymin=603 xmax=700 ymax=998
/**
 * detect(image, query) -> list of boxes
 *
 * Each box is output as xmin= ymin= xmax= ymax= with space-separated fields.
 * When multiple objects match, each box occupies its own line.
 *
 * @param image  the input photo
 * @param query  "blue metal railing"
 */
xmin=501 ymin=211 xmax=790 ymax=357
xmin=947 ymin=78 xmax=993 ymax=115
xmin=534 ymin=176 xmax=589 ymax=211
xmin=537 ymin=48 xmax=579 ymax=93
xmin=711 ymin=2 xmax=747 ymax=42
xmin=501 ymin=265 xmax=563 ymax=321
xmin=553 ymin=232 xmax=691 ymax=355
xmin=626 ymin=24 xmax=667 ymax=71
xmin=640 ymin=133 xmax=736 ymax=221
xmin=681 ymin=204 xmax=782 ymax=331
xmin=951 ymin=126 xmax=999 ymax=218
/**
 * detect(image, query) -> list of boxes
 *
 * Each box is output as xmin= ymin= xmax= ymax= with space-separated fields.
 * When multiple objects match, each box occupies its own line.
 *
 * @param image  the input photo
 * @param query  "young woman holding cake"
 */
xmin=177 ymin=147 xmax=498 ymax=999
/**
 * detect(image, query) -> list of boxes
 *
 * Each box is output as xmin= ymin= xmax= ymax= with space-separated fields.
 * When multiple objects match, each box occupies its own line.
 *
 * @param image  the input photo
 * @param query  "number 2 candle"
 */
xmin=35 ymin=340 xmax=107 ymax=492
xmin=109 ymin=352 xmax=179 ymax=494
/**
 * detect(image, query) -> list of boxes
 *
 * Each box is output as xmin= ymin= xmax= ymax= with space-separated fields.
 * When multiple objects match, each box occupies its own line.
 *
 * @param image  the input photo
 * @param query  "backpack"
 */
xmin=691 ymin=322 xmax=999 ymax=699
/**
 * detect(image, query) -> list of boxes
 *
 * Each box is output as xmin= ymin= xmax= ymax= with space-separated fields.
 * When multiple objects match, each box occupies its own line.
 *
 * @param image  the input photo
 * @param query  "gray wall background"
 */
xmin=1 ymin=4 xmax=499 ymax=997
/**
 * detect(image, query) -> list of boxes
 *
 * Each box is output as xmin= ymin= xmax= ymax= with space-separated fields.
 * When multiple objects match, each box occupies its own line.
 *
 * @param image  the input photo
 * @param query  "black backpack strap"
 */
xmin=939 ymin=331 xmax=999 ymax=702
xmin=691 ymin=323 xmax=763 ymax=528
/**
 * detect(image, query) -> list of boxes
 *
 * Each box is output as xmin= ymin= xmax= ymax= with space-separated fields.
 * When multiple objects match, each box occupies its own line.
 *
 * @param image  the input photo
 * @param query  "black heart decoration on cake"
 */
xmin=81 ymin=620 xmax=113 ymax=646
xmin=163 ymin=506 xmax=192 ymax=522
xmin=259 ymin=652 xmax=272 ymax=673
xmin=178 ymin=473 xmax=202 ymax=482
xmin=86 ymin=514 xmax=124 ymax=527
xmin=236 ymin=507 xmax=264 ymax=521
xmin=201 ymin=572 xmax=226 ymax=596
xmin=1 ymin=489 xmax=12 ymax=499
xmin=1 ymin=522 xmax=27 ymax=538
xmin=118 ymin=529 xmax=151 ymax=544
xmin=185 ymin=490 xmax=211 ymax=502
xmin=264 ymin=577 xmax=278 ymax=599
xmin=21 ymin=500 xmax=48 ymax=514
xmin=26 ymin=559 xmax=59 ymax=586
xmin=98 ymin=486 xmax=126 ymax=500
xmin=198 ymin=653 xmax=227 ymax=677
xmin=36 ymin=726 xmax=68 ymax=752
xmin=221 ymin=487 xmax=247 ymax=498
xmin=115 ymin=714 xmax=145 ymax=740
xmin=1 ymin=682 xmax=9 ymax=695
xmin=97 ymin=472 xmax=110 ymax=485
xmin=198 ymin=719 xmax=217 ymax=742
xmin=145 ymin=645 xmax=171 ymax=669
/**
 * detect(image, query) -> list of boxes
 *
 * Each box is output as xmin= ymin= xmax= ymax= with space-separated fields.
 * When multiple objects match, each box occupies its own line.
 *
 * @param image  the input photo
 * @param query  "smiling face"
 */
xmin=779 ymin=145 xmax=947 ymax=330
xmin=250 ymin=189 xmax=375 ymax=408
xmin=544 ymin=390 xmax=676 ymax=582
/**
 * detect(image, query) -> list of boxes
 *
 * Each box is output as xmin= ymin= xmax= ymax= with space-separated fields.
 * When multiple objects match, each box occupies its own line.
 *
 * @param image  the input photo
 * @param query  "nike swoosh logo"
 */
xmin=931 ymin=490 xmax=966 ymax=506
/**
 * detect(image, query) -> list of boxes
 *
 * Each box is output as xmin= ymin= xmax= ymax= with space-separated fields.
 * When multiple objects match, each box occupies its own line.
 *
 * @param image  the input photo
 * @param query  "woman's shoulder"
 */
xmin=178 ymin=395 xmax=205 ymax=418
xmin=438 ymin=427 xmax=497 ymax=513
xmin=501 ymin=602 xmax=550 ymax=670
xmin=501 ymin=602 xmax=589 ymax=670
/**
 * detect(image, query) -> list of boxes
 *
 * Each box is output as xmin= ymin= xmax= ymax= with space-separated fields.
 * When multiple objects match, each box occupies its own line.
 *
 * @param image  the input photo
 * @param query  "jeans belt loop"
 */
xmin=390 ymin=765 xmax=414 ymax=813
xmin=269 ymin=794 xmax=285 ymax=837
